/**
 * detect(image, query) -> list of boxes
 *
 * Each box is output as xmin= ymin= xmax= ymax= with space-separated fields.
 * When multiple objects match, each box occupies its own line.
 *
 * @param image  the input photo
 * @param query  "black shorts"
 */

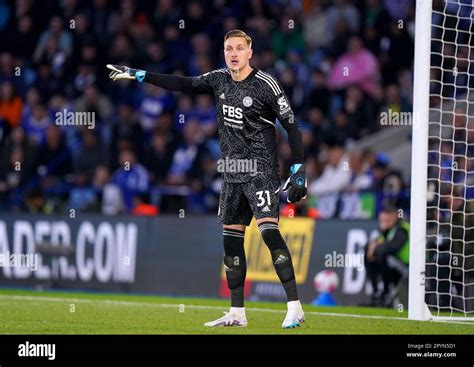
xmin=218 ymin=174 xmax=281 ymax=226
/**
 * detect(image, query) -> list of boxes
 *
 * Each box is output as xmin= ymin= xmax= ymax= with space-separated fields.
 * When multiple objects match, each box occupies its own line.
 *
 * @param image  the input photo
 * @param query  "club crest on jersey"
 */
xmin=277 ymin=96 xmax=291 ymax=114
xmin=243 ymin=96 xmax=253 ymax=107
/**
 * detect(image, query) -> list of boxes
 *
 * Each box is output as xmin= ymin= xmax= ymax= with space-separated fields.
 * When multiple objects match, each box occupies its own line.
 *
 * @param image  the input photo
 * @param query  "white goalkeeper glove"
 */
xmin=106 ymin=64 xmax=147 ymax=82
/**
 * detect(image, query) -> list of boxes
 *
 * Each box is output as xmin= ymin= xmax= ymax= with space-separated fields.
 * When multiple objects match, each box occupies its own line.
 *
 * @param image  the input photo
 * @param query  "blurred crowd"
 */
xmin=0 ymin=0 xmax=417 ymax=215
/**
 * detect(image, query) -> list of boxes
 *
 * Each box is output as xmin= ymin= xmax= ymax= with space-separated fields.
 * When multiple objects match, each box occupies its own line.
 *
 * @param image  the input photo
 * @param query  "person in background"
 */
xmin=111 ymin=149 xmax=149 ymax=212
xmin=327 ymin=35 xmax=379 ymax=99
xmin=346 ymin=150 xmax=374 ymax=192
xmin=364 ymin=201 xmax=409 ymax=307
xmin=0 ymin=80 xmax=23 ymax=138
xmin=143 ymin=128 xmax=174 ymax=185
xmin=37 ymin=124 xmax=72 ymax=190
xmin=308 ymin=138 xmax=351 ymax=197
xmin=22 ymin=103 xmax=51 ymax=146
xmin=372 ymin=152 xmax=405 ymax=196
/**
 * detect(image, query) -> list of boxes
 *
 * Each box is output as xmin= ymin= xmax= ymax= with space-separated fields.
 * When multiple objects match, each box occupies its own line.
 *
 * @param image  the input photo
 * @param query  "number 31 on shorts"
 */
xmin=256 ymin=190 xmax=271 ymax=207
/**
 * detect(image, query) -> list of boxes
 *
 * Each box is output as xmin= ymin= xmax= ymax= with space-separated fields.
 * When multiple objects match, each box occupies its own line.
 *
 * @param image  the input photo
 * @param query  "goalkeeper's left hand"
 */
xmin=107 ymin=64 xmax=146 ymax=82
xmin=282 ymin=163 xmax=307 ymax=203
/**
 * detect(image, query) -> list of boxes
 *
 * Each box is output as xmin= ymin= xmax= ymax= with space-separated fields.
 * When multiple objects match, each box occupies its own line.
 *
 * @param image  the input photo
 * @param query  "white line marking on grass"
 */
xmin=0 ymin=294 xmax=473 ymax=325
xmin=427 ymin=319 xmax=474 ymax=325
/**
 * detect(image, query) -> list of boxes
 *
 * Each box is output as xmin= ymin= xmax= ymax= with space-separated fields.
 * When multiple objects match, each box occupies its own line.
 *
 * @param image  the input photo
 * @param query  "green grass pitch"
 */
xmin=0 ymin=288 xmax=473 ymax=334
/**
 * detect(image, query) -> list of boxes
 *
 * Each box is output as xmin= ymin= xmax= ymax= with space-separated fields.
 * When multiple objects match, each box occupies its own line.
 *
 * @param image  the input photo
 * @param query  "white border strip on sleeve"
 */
xmin=256 ymin=72 xmax=280 ymax=95
xmin=256 ymin=71 xmax=281 ymax=95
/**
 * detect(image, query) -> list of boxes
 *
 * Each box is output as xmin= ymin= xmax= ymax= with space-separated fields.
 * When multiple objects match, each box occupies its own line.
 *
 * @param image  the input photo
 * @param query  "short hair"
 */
xmin=224 ymin=29 xmax=252 ymax=47
xmin=380 ymin=200 xmax=398 ymax=214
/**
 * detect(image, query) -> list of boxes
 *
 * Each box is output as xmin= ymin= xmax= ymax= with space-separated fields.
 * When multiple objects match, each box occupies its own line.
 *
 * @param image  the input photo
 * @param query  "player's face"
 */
xmin=224 ymin=37 xmax=252 ymax=72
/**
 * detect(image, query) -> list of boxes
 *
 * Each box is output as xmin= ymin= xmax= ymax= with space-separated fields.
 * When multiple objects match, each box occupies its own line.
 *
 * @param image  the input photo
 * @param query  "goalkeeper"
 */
xmin=108 ymin=30 xmax=306 ymax=328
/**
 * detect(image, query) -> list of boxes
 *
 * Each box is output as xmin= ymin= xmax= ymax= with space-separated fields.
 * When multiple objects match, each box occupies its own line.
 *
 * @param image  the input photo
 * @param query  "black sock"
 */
xmin=258 ymin=222 xmax=298 ymax=302
xmin=223 ymin=228 xmax=246 ymax=307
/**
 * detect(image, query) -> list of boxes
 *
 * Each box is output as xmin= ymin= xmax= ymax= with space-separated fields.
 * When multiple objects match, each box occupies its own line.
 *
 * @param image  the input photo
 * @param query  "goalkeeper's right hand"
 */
xmin=107 ymin=64 xmax=146 ymax=82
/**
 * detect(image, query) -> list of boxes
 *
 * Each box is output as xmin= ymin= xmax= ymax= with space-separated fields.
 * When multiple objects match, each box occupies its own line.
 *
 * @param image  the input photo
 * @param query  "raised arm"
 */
xmin=107 ymin=64 xmax=214 ymax=94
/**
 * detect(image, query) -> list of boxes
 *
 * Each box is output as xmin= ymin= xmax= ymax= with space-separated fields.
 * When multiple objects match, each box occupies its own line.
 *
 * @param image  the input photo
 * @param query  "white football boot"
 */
xmin=204 ymin=307 xmax=248 ymax=327
xmin=282 ymin=300 xmax=305 ymax=329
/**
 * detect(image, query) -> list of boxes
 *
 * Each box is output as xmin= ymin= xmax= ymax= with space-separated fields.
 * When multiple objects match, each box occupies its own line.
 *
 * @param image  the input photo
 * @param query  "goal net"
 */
xmin=410 ymin=0 xmax=474 ymax=321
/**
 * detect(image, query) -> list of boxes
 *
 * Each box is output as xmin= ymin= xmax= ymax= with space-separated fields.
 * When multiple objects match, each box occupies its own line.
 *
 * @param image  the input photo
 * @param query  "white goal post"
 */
xmin=409 ymin=0 xmax=474 ymax=321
